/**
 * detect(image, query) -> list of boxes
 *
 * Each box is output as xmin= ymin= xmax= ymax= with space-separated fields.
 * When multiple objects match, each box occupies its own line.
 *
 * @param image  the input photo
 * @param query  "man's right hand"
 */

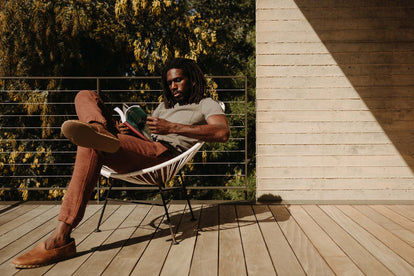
xmin=118 ymin=122 xmax=133 ymax=135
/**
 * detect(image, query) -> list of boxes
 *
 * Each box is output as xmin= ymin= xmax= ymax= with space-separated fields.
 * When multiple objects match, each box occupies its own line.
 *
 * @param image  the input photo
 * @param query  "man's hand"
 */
xmin=146 ymin=117 xmax=172 ymax=135
xmin=118 ymin=122 xmax=133 ymax=135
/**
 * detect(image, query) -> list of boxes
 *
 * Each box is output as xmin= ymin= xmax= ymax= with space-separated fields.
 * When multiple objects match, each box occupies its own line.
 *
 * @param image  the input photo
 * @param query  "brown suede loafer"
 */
xmin=62 ymin=120 xmax=120 ymax=153
xmin=12 ymin=239 xmax=76 ymax=269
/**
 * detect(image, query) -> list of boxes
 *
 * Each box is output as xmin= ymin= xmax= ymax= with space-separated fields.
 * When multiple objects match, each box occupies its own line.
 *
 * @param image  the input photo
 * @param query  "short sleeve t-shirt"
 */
xmin=151 ymin=98 xmax=224 ymax=153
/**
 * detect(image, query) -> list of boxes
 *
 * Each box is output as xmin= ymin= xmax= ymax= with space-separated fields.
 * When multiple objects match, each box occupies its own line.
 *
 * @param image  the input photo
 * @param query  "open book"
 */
xmin=114 ymin=104 xmax=152 ymax=142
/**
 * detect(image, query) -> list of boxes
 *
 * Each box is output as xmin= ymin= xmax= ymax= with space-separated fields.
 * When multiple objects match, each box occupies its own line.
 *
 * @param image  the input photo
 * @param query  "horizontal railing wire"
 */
xmin=0 ymin=76 xmax=248 ymax=201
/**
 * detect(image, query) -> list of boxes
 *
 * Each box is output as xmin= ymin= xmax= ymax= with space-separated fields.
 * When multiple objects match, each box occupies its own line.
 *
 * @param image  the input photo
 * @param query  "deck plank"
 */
xmin=321 ymin=205 xmax=414 ymax=275
xmin=236 ymin=205 xmax=276 ymax=276
xmin=0 ymin=205 xmax=54 ymax=236
xmin=0 ymin=205 xmax=100 ymax=267
xmin=353 ymin=205 xmax=414 ymax=247
xmin=303 ymin=205 xmax=393 ymax=275
xmin=161 ymin=204 xmax=201 ymax=276
xmin=337 ymin=205 xmax=414 ymax=267
xmin=395 ymin=205 xmax=414 ymax=215
xmin=270 ymin=205 xmax=335 ymax=276
xmin=0 ymin=205 xmax=10 ymax=211
xmin=102 ymin=205 xmax=166 ymax=276
xmin=72 ymin=205 xmax=137 ymax=275
xmin=0 ymin=206 xmax=58 ymax=276
xmin=0 ymin=203 xmax=412 ymax=276
xmin=67 ymin=205 xmax=134 ymax=275
xmin=0 ymin=203 xmax=20 ymax=213
xmin=370 ymin=205 xmax=414 ymax=231
xmin=130 ymin=204 xmax=185 ymax=276
xmin=218 ymin=204 xmax=247 ymax=276
xmin=0 ymin=205 xmax=101 ymax=276
xmin=0 ymin=205 xmax=39 ymax=226
xmin=386 ymin=205 xmax=414 ymax=221
xmin=189 ymin=205 xmax=219 ymax=276
xmin=42 ymin=204 xmax=121 ymax=276
xmin=1 ymin=206 xmax=60 ymax=249
xmin=289 ymin=205 xmax=363 ymax=275
xmin=253 ymin=204 xmax=305 ymax=276
xmin=0 ymin=213 xmax=57 ymax=267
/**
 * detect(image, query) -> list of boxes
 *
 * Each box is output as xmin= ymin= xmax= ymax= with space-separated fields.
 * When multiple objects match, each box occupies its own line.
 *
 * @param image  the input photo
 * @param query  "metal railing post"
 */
xmin=96 ymin=77 xmax=101 ymax=203
xmin=96 ymin=77 xmax=100 ymax=95
xmin=244 ymin=76 xmax=248 ymax=200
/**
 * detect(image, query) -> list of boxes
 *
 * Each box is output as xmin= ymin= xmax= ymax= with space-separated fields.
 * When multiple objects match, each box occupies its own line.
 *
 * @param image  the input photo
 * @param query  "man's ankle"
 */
xmin=44 ymin=222 xmax=72 ymax=249
xmin=45 ymin=236 xmax=71 ymax=250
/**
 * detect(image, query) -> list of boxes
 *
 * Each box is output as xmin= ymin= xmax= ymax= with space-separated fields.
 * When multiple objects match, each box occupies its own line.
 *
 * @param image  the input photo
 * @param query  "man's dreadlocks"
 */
xmin=161 ymin=58 xmax=207 ymax=108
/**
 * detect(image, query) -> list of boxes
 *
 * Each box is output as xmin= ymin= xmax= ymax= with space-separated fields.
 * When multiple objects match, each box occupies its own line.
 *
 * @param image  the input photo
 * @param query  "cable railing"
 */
xmin=0 ymin=76 xmax=248 ymax=201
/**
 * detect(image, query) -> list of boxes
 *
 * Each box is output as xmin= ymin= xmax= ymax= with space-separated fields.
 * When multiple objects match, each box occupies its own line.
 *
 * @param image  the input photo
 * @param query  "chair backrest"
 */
xmin=100 ymin=141 xmax=204 ymax=186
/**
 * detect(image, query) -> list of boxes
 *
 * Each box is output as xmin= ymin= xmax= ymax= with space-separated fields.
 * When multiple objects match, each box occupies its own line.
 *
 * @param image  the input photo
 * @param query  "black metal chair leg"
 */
xmin=96 ymin=183 xmax=113 ymax=232
xmin=183 ymin=187 xmax=196 ymax=221
xmin=179 ymin=175 xmax=196 ymax=221
xmin=159 ymin=187 xmax=178 ymax=245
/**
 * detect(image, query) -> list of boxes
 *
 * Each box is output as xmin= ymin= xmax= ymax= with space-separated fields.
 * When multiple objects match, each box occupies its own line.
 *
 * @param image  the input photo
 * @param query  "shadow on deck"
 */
xmin=0 ymin=202 xmax=413 ymax=275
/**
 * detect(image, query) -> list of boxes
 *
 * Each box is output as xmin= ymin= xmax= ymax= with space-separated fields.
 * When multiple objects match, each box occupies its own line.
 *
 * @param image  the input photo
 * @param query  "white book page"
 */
xmin=113 ymin=107 xmax=126 ymax=122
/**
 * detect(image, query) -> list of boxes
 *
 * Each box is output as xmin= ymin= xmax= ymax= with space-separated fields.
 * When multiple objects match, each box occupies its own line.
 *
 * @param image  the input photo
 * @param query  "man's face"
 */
xmin=166 ymin=68 xmax=192 ymax=104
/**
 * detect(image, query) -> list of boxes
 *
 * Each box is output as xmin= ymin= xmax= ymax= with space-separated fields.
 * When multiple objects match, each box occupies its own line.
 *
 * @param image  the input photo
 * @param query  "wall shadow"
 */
xmin=294 ymin=0 xmax=414 ymax=169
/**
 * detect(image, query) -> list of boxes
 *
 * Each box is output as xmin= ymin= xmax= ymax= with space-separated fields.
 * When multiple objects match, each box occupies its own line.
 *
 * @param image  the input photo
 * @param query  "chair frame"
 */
xmin=96 ymin=141 xmax=204 ymax=244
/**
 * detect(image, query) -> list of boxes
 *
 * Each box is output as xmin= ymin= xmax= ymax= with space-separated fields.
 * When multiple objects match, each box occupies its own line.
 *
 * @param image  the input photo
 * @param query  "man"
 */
xmin=12 ymin=58 xmax=229 ymax=268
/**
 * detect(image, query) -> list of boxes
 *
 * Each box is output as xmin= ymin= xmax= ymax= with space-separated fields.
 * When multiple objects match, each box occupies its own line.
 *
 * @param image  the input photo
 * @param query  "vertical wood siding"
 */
xmin=256 ymin=0 xmax=414 ymax=202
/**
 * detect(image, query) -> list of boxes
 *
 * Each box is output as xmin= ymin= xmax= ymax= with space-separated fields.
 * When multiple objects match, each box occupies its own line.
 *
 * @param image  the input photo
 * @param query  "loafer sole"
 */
xmin=62 ymin=120 xmax=120 ymax=153
xmin=13 ymin=252 xmax=76 ymax=269
xmin=12 ymin=239 xmax=76 ymax=269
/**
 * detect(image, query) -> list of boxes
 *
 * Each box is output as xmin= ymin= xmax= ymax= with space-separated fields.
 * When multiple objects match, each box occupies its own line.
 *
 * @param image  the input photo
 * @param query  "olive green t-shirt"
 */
xmin=151 ymin=98 xmax=225 ymax=153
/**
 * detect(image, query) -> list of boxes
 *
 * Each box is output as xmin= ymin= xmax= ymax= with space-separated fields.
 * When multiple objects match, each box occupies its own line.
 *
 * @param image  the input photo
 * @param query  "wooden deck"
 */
xmin=0 ymin=202 xmax=413 ymax=275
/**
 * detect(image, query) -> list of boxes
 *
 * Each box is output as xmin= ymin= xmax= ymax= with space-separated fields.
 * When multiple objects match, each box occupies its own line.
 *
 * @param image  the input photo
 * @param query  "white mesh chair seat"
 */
xmin=96 ymin=142 xmax=205 ymax=244
xmin=100 ymin=142 xmax=204 ymax=186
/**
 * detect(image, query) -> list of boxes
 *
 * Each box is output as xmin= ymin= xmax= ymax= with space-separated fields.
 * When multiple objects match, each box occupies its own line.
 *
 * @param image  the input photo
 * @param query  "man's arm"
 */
xmin=146 ymin=114 xmax=230 ymax=143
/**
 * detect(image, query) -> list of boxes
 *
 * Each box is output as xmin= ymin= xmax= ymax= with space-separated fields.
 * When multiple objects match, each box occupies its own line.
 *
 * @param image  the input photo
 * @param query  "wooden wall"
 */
xmin=256 ymin=0 xmax=414 ymax=202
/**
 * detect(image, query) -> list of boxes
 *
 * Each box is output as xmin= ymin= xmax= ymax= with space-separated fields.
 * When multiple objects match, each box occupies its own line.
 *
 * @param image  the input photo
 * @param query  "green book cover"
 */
xmin=114 ymin=105 xmax=152 ymax=141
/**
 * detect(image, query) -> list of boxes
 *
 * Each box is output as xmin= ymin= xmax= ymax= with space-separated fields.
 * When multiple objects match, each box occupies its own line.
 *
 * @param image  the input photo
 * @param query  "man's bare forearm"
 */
xmin=170 ymin=123 xmax=229 ymax=142
xmin=147 ymin=115 xmax=230 ymax=142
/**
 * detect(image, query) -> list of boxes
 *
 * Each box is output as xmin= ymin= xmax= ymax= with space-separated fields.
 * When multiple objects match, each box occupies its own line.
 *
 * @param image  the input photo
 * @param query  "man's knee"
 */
xmin=75 ymin=90 xmax=96 ymax=100
xmin=75 ymin=90 xmax=98 ymax=104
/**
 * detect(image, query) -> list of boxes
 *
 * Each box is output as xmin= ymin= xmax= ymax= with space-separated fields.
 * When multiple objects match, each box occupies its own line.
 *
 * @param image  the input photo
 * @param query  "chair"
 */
xmin=96 ymin=141 xmax=204 ymax=244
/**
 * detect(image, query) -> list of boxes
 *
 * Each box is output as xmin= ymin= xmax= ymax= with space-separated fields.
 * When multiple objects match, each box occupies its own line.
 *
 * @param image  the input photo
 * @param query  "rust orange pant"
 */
xmin=58 ymin=90 xmax=173 ymax=227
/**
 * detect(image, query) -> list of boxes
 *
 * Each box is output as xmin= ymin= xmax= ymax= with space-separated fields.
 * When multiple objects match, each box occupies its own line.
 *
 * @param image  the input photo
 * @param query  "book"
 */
xmin=114 ymin=104 xmax=152 ymax=142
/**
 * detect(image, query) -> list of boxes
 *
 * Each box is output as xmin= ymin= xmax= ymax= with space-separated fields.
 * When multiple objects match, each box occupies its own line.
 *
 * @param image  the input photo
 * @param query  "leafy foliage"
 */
xmin=0 ymin=0 xmax=255 ymax=201
xmin=0 ymin=0 xmax=132 ymax=76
